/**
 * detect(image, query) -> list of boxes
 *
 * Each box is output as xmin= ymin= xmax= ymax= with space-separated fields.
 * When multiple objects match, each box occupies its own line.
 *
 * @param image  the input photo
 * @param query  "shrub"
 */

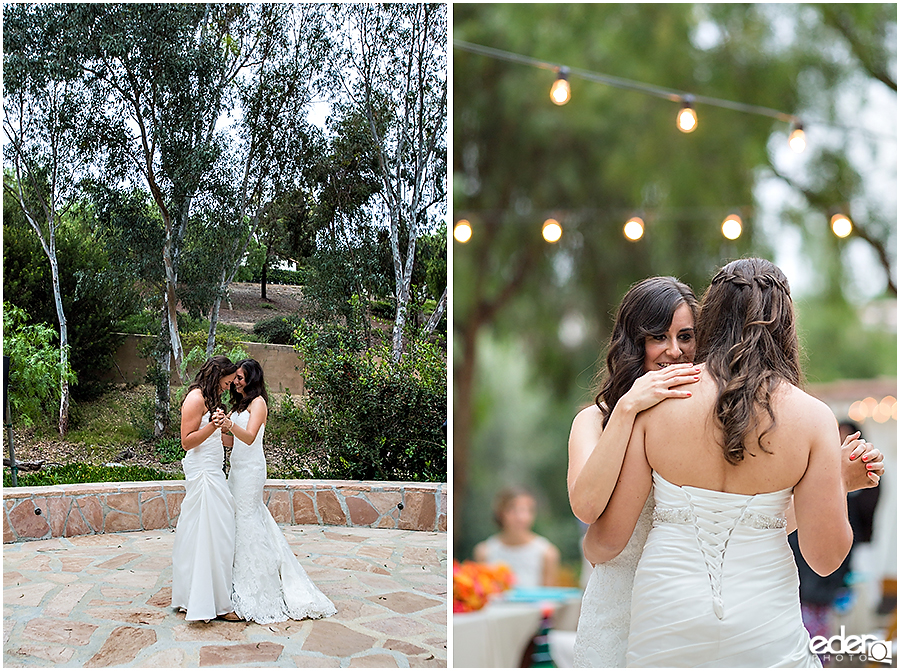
xmin=3 ymin=462 xmax=183 ymax=487
xmin=155 ymin=436 xmax=183 ymax=464
xmin=292 ymin=321 xmax=446 ymax=482
xmin=3 ymin=303 xmax=78 ymax=427
xmin=253 ymin=315 xmax=304 ymax=345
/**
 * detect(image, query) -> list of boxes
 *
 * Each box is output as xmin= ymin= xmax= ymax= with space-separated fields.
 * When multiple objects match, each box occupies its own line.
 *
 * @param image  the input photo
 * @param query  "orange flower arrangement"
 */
xmin=453 ymin=559 xmax=516 ymax=613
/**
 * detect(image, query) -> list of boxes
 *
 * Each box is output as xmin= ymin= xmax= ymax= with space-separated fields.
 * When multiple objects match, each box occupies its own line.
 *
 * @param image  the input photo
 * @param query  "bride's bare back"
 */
xmin=643 ymin=369 xmax=829 ymax=495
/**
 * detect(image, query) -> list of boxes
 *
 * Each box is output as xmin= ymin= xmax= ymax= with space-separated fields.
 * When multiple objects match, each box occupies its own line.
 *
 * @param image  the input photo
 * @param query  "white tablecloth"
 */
xmin=453 ymin=594 xmax=582 ymax=668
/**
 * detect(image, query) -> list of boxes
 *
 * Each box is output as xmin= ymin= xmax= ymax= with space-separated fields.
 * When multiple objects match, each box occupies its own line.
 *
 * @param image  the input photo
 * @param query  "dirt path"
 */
xmin=215 ymin=282 xmax=304 ymax=330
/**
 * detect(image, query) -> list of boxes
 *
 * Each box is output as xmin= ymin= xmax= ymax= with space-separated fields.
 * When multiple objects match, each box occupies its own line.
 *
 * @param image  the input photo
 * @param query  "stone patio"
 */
xmin=3 ymin=525 xmax=447 ymax=667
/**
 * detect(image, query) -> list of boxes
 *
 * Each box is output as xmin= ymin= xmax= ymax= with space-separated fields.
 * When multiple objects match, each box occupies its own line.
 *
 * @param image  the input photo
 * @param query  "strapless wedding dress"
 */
xmin=626 ymin=472 xmax=820 ymax=668
xmin=228 ymin=410 xmax=336 ymax=623
xmin=171 ymin=413 xmax=236 ymax=621
xmin=573 ymin=496 xmax=654 ymax=667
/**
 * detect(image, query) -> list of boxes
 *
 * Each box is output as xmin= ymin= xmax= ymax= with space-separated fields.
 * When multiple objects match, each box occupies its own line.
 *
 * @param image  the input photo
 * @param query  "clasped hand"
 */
xmin=843 ymin=431 xmax=883 ymax=489
xmin=211 ymin=408 xmax=232 ymax=432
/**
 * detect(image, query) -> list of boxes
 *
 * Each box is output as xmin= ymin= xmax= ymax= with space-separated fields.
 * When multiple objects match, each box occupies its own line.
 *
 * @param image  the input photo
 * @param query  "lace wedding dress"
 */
xmin=573 ymin=495 xmax=654 ymax=667
xmin=626 ymin=472 xmax=820 ymax=667
xmin=228 ymin=410 xmax=336 ymax=624
xmin=171 ymin=413 xmax=236 ymax=621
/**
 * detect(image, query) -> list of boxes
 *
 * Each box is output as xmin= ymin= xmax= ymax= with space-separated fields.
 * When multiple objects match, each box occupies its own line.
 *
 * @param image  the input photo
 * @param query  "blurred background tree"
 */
xmin=453 ymin=3 xmax=896 ymax=575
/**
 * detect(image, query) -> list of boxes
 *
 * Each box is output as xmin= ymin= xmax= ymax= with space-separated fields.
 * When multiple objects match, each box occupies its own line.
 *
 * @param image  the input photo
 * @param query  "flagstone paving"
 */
xmin=3 ymin=526 xmax=447 ymax=667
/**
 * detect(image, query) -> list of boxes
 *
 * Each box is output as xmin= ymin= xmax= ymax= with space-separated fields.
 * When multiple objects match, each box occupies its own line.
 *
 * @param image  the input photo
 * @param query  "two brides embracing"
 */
xmin=570 ymin=258 xmax=885 ymax=667
xmin=170 ymin=356 xmax=336 ymax=624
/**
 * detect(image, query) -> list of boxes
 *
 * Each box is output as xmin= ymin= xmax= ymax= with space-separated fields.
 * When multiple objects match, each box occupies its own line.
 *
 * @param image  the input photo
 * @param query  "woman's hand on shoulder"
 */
xmin=619 ymin=363 xmax=700 ymax=415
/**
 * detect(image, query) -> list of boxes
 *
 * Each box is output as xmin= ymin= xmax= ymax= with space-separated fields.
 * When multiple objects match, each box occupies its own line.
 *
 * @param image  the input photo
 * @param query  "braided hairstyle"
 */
xmin=187 ymin=355 xmax=238 ymax=416
xmin=594 ymin=276 xmax=698 ymax=427
xmin=695 ymin=258 xmax=801 ymax=465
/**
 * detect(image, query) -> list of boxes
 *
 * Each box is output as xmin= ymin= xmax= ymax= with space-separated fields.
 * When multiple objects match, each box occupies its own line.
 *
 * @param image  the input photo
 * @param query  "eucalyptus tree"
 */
xmin=205 ymin=3 xmax=334 ymax=357
xmin=2 ymin=4 xmax=93 ymax=435
xmin=66 ymin=4 xmax=331 ymax=433
xmin=335 ymin=3 xmax=447 ymax=363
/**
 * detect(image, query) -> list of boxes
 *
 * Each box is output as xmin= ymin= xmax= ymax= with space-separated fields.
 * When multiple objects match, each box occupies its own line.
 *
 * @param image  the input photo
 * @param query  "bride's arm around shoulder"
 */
xmin=791 ymin=393 xmax=853 ymax=577
xmin=581 ymin=413 xmax=653 ymax=565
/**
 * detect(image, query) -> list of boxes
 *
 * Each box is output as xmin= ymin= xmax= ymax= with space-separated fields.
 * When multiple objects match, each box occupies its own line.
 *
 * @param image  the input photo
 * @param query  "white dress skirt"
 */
xmin=573 ymin=496 xmax=654 ymax=667
xmin=626 ymin=472 xmax=821 ymax=668
xmin=171 ymin=413 xmax=236 ymax=621
xmin=228 ymin=409 xmax=336 ymax=623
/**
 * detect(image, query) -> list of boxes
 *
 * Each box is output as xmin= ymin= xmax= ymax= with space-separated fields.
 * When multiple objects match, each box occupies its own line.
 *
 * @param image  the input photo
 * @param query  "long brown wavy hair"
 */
xmin=187 ymin=355 xmax=238 ymax=416
xmin=594 ymin=276 xmax=699 ymax=427
xmin=229 ymin=358 xmax=269 ymax=414
xmin=695 ymin=258 xmax=801 ymax=464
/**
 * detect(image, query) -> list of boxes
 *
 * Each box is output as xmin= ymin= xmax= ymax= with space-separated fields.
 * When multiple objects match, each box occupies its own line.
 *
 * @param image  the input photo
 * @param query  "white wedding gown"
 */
xmin=573 ymin=496 xmax=654 ymax=667
xmin=171 ymin=413 xmax=236 ymax=621
xmin=626 ymin=472 xmax=821 ymax=668
xmin=228 ymin=409 xmax=336 ymax=623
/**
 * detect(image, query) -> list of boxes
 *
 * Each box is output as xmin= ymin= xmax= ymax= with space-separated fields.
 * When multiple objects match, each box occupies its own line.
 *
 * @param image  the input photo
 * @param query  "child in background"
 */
xmin=474 ymin=486 xmax=560 ymax=588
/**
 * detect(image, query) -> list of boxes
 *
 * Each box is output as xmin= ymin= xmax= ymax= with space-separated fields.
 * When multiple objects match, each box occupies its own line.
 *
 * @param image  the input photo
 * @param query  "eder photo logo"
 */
xmin=809 ymin=626 xmax=892 ymax=665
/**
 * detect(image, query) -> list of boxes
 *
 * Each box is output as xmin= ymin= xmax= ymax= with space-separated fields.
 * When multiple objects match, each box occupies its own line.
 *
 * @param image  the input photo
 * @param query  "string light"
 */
xmin=454 ymin=219 xmax=473 ymax=243
xmin=550 ymin=67 xmax=570 ymax=105
xmin=453 ymin=41 xmax=893 ymax=153
xmin=789 ymin=121 xmax=806 ymax=153
xmin=623 ymin=217 xmax=644 ymax=241
xmin=542 ymin=218 xmax=562 ymax=242
xmin=677 ymin=97 xmax=698 ymax=133
xmin=721 ymin=214 xmax=742 ymax=240
xmin=831 ymin=213 xmax=852 ymax=238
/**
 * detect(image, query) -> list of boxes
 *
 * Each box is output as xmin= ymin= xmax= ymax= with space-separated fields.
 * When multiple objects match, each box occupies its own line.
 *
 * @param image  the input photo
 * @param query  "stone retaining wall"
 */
xmin=3 ymin=480 xmax=446 ymax=543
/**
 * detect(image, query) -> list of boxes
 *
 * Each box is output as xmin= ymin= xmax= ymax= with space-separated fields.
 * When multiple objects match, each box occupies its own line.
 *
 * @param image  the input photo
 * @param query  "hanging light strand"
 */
xmin=454 ymin=39 xmax=895 ymax=143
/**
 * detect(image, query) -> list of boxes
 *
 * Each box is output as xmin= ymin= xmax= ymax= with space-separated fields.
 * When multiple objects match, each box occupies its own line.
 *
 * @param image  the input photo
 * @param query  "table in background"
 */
xmin=453 ymin=588 xmax=582 ymax=668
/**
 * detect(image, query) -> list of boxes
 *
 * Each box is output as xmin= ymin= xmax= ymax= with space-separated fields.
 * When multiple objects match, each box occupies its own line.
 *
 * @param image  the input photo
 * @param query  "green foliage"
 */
xmin=3 ymin=303 xmax=77 ymax=427
xmin=3 ymin=194 xmax=139 ymax=399
xmin=4 ymin=463 xmax=183 ymax=487
xmin=292 ymin=321 xmax=447 ymax=482
xmin=253 ymin=315 xmax=304 ymax=344
xmin=369 ymin=299 xmax=396 ymax=320
xmin=155 ymin=436 xmax=183 ymax=464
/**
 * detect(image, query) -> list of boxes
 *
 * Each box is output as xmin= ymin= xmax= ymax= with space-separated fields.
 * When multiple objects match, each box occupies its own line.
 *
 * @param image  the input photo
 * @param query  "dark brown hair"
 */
xmin=230 ymin=358 xmax=269 ymax=413
xmin=695 ymin=258 xmax=801 ymax=464
xmin=594 ymin=276 xmax=698 ymax=427
xmin=187 ymin=355 xmax=238 ymax=416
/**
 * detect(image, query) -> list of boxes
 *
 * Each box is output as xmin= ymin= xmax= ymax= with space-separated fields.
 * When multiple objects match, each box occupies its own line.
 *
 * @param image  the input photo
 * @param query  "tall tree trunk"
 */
xmin=154 ymin=317 xmax=171 ymax=438
xmin=423 ymin=286 xmax=447 ymax=335
xmin=206 ymin=268 xmax=227 ymax=357
xmin=261 ymin=246 xmax=269 ymax=301
xmin=48 ymin=248 xmax=70 ymax=436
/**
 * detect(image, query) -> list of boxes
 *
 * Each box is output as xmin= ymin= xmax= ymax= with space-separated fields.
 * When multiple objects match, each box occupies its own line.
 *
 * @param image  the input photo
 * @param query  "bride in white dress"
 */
xmin=569 ymin=274 xmax=882 ymax=667
xmin=569 ymin=277 xmax=702 ymax=667
xmin=171 ymin=355 xmax=239 ymax=622
xmin=214 ymin=359 xmax=336 ymax=624
xmin=588 ymin=258 xmax=881 ymax=667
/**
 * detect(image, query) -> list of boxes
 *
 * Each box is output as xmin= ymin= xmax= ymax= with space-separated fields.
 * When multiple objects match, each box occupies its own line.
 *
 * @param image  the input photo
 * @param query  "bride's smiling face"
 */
xmin=643 ymin=303 xmax=696 ymax=373
xmin=232 ymin=367 xmax=247 ymax=394
xmin=219 ymin=372 xmax=237 ymax=391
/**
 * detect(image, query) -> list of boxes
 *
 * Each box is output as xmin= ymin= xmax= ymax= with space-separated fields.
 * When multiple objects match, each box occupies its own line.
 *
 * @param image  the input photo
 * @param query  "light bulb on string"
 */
xmin=789 ymin=121 xmax=806 ymax=153
xmin=721 ymin=214 xmax=742 ymax=240
xmin=550 ymin=67 xmax=570 ymax=106
xmin=623 ymin=217 xmax=644 ymax=241
xmin=454 ymin=219 xmax=473 ymax=243
xmin=831 ymin=213 xmax=852 ymax=238
xmin=676 ymin=96 xmax=697 ymax=133
xmin=542 ymin=218 xmax=563 ymax=243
